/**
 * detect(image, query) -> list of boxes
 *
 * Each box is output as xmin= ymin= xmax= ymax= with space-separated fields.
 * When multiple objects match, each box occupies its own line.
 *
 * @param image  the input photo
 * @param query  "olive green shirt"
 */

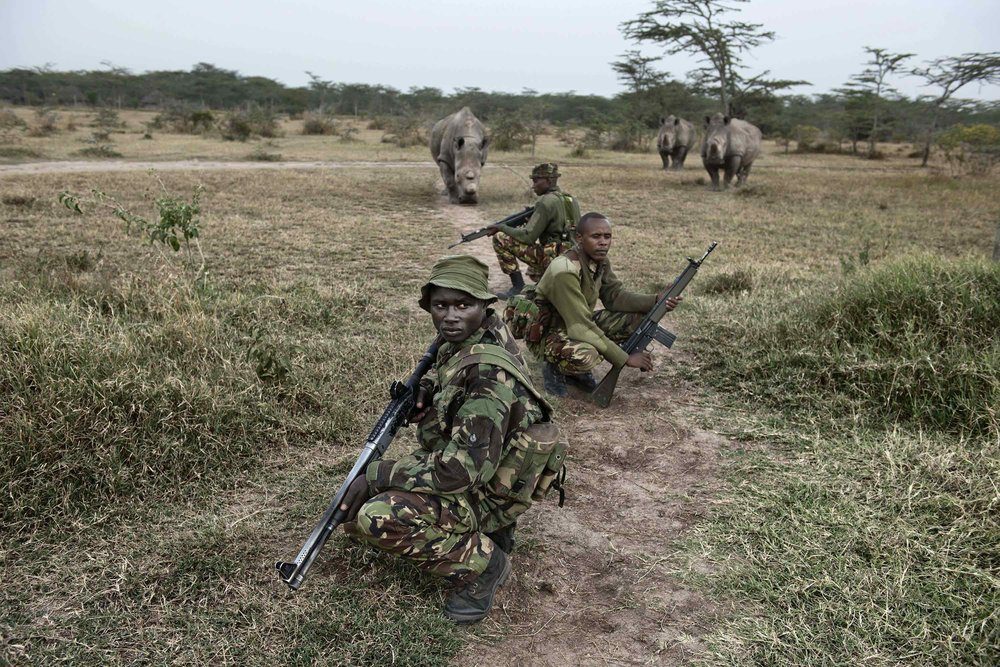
xmin=535 ymin=253 xmax=656 ymax=368
xmin=497 ymin=187 xmax=580 ymax=245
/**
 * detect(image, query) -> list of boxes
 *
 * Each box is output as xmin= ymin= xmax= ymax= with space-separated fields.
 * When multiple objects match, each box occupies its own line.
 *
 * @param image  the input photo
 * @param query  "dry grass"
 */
xmin=1 ymin=122 xmax=998 ymax=665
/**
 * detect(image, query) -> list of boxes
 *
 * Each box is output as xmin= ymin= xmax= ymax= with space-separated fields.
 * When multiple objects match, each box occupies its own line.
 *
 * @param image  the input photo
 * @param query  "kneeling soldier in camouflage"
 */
xmin=338 ymin=255 xmax=564 ymax=623
xmin=488 ymin=162 xmax=581 ymax=299
xmin=530 ymin=212 xmax=682 ymax=396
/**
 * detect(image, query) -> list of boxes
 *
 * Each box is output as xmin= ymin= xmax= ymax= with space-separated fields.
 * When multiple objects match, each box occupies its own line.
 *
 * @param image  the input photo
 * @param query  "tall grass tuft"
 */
xmin=691 ymin=256 xmax=1000 ymax=435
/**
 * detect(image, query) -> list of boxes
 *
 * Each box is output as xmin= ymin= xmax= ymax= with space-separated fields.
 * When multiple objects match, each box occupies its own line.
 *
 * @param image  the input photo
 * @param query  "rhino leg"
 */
xmin=737 ymin=163 xmax=753 ymax=186
xmin=437 ymin=160 xmax=459 ymax=203
xmin=659 ymin=150 xmax=671 ymax=170
xmin=672 ymin=147 xmax=688 ymax=170
xmin=705 ymin=164 xmax=721 ymax=190
xmin=723 ymin=156 xmax=742 ymax=189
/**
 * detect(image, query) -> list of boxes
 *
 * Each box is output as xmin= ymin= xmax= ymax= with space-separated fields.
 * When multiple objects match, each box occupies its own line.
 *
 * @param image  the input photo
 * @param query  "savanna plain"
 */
xmin=1 ymin=109 xmax=998 ymax=665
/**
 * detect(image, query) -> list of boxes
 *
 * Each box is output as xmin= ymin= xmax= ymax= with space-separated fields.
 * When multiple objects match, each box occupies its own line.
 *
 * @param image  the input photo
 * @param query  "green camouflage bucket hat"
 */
xmin=419 ymin=255 xmax=497 ymax=311
xmin=530 ymin=162 xmax=560 ymax=179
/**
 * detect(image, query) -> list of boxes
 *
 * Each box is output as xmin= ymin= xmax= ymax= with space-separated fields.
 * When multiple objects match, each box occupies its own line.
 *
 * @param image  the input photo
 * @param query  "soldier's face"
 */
xmin=531 ymin=176 xmax=552 ymax=195
xmin=429 ymin=287 xmax=487 ymax=343
xmin=577 ymin=218 xmax=612 ymax=262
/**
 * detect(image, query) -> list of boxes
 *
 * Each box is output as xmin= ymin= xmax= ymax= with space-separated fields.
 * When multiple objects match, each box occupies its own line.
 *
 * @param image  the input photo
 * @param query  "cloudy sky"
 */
xmin=2 ymin=0 xmax=998 ymax=100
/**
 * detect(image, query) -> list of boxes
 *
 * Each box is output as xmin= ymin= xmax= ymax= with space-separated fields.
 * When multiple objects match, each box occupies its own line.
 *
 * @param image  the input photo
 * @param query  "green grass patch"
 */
xmin=691 ymin=256 xmax=1000 ymax=435
xmin=682 ymin=254 xmax=999 ymax=665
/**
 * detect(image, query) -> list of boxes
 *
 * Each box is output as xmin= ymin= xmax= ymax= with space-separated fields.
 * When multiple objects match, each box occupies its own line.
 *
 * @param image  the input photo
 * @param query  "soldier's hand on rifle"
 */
xmin=626 ymin=351 xmax=654 ymax=372
xmin=485 ymin=227 xmax=500 ymax=236
xmin=407 ymin=386 xmax=432 ymax=424
xmin=657 ymin=294 xmax=683 ymax=311
xmin=339 ymin=476 xmax=374 ymax=523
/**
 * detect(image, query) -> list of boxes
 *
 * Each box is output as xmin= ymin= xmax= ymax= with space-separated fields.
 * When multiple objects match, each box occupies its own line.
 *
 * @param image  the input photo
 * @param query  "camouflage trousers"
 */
xmin=345 ymin=489 xmax=495 ymax=586
xmin=529 ymin=310 xmax=639 ymax=374
xmin=492 ymin=234 xmax=565 ymax=281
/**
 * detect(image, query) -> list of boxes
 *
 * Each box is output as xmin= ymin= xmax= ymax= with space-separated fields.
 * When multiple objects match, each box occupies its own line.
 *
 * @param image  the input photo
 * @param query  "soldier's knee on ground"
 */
xmin=549 ymin=343 xmax=602 ymax=375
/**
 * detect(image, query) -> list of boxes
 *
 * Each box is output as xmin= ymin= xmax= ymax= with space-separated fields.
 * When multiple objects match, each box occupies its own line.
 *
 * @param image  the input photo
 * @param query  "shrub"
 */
xmin=0 ymin=109 xmax=26 ymax=131
xmin=301 ymin=112 xmax=336 ymax=135
xmin=221 ymin=106 xmax=281 ymax=141
xmin=608 ymin=121 xmax=653 ymax=152
xmin=699 ymin=268 xmax=753 ymax=296
xmin=936 ymin=124 xmax=1000 ymax=176
xmin=91 ymin=107 xmax=124 ymax=131
xmin=151 ymin=105 xmax=215 ymax=134
xmin=2 ymin=194 xmax=36 ymax=207
xmin=690 ymin=256 xmax=1000 ymax=435
xmin=248 ymin=145 xmax=282 ymax=161
xmin=380 ymin=116 xmax=426 ymax=148
xmin=489 ymin=114 xmax=530 ymax=151
xmin=26 ymin=109 xmax=59 ymax=137
xmin=367 ymin=116 xmax=391 ymax=130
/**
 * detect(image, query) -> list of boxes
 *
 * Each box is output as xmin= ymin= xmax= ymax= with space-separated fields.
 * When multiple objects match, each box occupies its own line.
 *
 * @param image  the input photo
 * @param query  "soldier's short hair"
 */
xmin=577 ymin=212 xmax=610 ymax=235
xmin=530 ymin=163 xmax=560 ymax=179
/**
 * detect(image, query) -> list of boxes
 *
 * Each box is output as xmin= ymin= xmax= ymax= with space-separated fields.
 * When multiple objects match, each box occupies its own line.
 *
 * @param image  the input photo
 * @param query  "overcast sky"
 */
xmin=2 ymin=0 xmax=998 ymax=100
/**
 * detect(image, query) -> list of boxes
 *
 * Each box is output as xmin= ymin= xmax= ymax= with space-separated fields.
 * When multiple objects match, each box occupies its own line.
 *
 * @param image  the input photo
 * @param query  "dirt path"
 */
xmin=440 ymin=198 xmax=723 ymax=666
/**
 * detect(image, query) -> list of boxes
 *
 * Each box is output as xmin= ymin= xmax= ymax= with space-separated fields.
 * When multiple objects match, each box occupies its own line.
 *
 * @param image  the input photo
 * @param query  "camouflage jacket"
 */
xmin=497 ymin=187 xmax=581 ymax=246
xmin=365 ymin=310 xmax=546 ymax=497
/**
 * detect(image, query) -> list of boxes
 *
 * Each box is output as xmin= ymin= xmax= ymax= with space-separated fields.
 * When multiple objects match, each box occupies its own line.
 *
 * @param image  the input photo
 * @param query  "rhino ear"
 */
xmin=455 ymin=137 xmax=465 ymax=149
xmin=659 ymin=116 xmax=666 ymax=126
xmin=723 ymin=116 xmax=731 ymax=124
xmin=704 ymin=115 xmax=711 ymax=125
xmin=674 ymin=118 xmax=680 ymax=126
xmin=480 ymin=137 xmax=489 ymax=150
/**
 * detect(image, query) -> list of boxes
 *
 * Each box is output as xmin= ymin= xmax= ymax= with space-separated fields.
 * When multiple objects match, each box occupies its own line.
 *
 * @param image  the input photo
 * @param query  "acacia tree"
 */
xmin=841 ymin=47 xmax=913 ymax=157
xmin=620 ymin=0 xmax=775 ymax=115
xmin=911 ymin=52 xmax=1000 ymax=167
xmin=610 ymin=50 xmax=668 ymax=123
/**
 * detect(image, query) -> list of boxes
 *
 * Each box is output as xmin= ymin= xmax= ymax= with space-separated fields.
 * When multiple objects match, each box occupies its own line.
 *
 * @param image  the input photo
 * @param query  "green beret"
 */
xmin=530 ymin=162 xmax=560 ymax=179
xmin=419 ymin=255 xmax=497 ymax=312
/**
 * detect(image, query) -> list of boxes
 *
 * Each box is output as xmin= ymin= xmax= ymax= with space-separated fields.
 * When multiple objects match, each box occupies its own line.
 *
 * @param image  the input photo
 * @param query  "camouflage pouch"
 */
xmin=503 ymin=284 xmax=540 ymax=341
xmin=487 ymin=422 xmax=567 ymax=507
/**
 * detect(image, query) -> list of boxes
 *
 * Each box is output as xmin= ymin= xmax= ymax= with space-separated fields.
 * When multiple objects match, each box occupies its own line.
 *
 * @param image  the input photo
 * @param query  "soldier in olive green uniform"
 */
xmin=339 ymin=255 xmax=564 ymax=624
xmin=530 ymin=213 xmax=682 ymax=396
xmin=490 ymin=163 xmax=581 ymax=299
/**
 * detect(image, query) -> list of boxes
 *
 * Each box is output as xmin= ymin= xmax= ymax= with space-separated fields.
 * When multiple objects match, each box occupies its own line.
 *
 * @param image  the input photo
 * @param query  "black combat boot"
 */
xmin=565 ymin=371 xmax=598 ymax=392
xmin=442 ymin=548 xmax=511 ymax=624
xmin=542 ymin=362 xmax=568 ymax=397
xmin=486 ymin=520 xmax=517 ymax=554
xmin=495 ymin=271 xmax=525 ymax=300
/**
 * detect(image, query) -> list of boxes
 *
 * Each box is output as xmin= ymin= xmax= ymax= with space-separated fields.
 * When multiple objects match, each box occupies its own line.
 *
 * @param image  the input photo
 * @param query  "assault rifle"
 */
xmin=275 ymin=336 xmax=443 ymax=591
xmin=590 ymin=241 xmax=718 ymax=408
xmin=448 ymin=206 xmax=535 ymax=248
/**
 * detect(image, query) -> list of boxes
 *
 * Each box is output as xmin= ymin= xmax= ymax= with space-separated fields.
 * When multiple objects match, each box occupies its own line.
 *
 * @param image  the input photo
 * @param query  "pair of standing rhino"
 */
xmin=658 ymin=113 xmax=763 ymax=189
xmin=429 ymin=107 xmax=764 ymax=203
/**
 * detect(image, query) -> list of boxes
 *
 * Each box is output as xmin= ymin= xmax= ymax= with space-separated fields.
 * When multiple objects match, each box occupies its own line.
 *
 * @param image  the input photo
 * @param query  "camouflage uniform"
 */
xmin=530 ymin=252 xmax=656 ymax=374
xmin=493 ymin=164 xmax=581 ymax=281
xmin=347 ymin=311 xmax=547 ymax=585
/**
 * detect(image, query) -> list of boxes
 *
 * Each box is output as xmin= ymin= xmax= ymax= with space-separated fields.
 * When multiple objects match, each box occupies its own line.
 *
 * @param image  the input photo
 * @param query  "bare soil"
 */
xmin=441 ymin=199 xmax=723 ymax=666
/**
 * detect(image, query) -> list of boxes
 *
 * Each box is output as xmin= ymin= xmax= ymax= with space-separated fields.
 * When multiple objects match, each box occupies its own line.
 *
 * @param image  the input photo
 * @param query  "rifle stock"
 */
xmin=275 ymin=336 xmax=442 ymax=591
xmin=589 ymin=242 xmax=717 ymax=408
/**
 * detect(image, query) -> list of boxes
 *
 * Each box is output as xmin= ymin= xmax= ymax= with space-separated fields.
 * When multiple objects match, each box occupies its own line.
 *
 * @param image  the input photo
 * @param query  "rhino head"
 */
xmin=660 ymin=115 xmax=679 ymax=151
xmin=703 ymin=113 xmax=731 ymax=164
xmin=453 ymin=135 xmax=489 ymax=204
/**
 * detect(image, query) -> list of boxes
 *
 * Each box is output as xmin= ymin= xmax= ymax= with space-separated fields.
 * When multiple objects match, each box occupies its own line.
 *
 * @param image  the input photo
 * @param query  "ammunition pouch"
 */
xmin=503 ymin=285 xmax=550 ymax=343
xmin=487 ymin=422 xmax=567 ymax=508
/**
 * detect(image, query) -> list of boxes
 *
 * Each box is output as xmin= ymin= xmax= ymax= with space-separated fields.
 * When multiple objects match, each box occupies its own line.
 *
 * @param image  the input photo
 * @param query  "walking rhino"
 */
xmin=430 ymin=107 xmax=489 ymax=205
xmin=657 ymin=115 xmax=697 ymax=170
xmin=701 ymin=114 xmax=762 ymax=189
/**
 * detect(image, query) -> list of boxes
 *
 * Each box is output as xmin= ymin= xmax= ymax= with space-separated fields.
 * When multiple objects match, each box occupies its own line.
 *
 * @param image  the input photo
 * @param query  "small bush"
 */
xmin=0 ymin=109 xmax=26 ymax=131
xmin=221 ymin=106 xmax=281 ymax=141
xmin=338 ymin=126 xmax=359 ymax=143
xmin=489 ymin=115 xmax=530 ymax=151
xmin=248 ymin=145 xmax=282 ymax=161
xmin=380 ymin=116 xmax=426 ymax=148
xmin=301 ymin=112 xmax=336 ymax=135
xmin=699 ymin=268 xmax=752 ymax=296
xmin=569 ymin=143 xmax=590 ymax=158
xmin=151 ymin=105 xmax=215 ymax=134
xmin=792 ymin=125 xmax=821 ymax=151
xmin=0 ymin=146 xmax=41 ymax=158
xmin=220 ymin=113 xmax=253 ymax=141
xmin=2 ymin=194 xmax=36 ymax=207
xmin=91 ymin=107 xmax=124 ymax=131
xmin=26 ymin=109 xmax=59 ymax=137
xmin=937 ymin=124 xmax=1000 ymax=177
xmin=367 ymin=116 xmax=391 ymax=130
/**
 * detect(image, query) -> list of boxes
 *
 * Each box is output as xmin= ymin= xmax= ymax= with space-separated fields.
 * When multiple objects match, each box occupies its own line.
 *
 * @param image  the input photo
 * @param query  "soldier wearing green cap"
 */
xmin=338 ymin=255 xmax=562 ymax=624
xmin=489 ymin=162 xmax=581 ymax=299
